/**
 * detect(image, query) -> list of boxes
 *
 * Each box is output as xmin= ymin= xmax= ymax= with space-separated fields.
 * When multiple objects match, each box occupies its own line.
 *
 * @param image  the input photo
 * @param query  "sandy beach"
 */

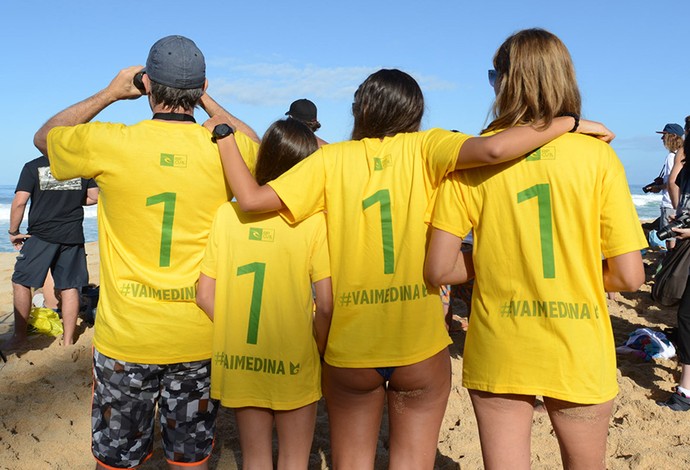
xmin=1 ymin=238 xmax=690 ymax=469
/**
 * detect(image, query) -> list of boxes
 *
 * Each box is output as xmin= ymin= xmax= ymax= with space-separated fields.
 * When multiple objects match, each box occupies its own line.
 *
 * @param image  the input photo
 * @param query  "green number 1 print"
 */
xmin=146 ymin=192 xmax=177 ymax=267
xmin=363 ymin=189 xmax=395 ymax=274
xmin=517 ymin=184 xmax=555 ymax=279
xmin=237 ymin=262 xmax=266 ymax=345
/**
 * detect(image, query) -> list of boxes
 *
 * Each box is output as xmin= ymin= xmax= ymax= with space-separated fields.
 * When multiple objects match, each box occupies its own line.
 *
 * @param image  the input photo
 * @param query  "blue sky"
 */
xmin=2 ymin=0 xmax=687 ymax=185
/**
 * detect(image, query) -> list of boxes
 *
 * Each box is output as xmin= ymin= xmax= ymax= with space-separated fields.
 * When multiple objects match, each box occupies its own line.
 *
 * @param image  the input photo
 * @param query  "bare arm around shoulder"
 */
xmin=669 ymin=147 xmax=684 ymax=209
xmin=200 ymin=93 xmax=261 ymax=144
xmin=455 ymin=117 xmax=615 ymax=170
xmin=602 ymin=251 xmax=644 ymax=292
xmin=34 ymin=66 xmax=144 ymax=156
xmin=85 ymin=186 xmax=99 ymax=206
xmin=203 ymin=115 xmax=283 ymax=213
xmin=313 ymin=277 xmax=334 ymax=357
xmin=424 ymin=228 xmax=475 ymax=288
xmin=196 ymin=273 xmax=216 ymax=321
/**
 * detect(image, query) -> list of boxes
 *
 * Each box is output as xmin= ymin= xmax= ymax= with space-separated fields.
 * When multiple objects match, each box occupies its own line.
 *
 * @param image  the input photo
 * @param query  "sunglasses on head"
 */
xmin=488 ymin=69 xmax=497 ymax=87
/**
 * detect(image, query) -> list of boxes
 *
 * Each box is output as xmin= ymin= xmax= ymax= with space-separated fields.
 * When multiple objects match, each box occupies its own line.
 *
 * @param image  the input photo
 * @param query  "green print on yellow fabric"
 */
xmin=214 ymin=351 xmax=289 ymax=375
xmin=374 ymin=154 xmax=392 ymax=171
xmin=146 ymin=192 xmax=176 ymax=267
xmin=237 ymin=262 xmax=266 ymax=345
xmin=248 ymin=227 xmax=275 ymax=242
xmin=159 ymin=153 xmax=188 ymax=167
xmin=499 ymin=300 xmax=599 ymax=320
xmin=337 ymin=283 xmax=429 ymax=307
xmin=117 ymin=282 xmax=196 ymax=300
xmin=517 ymin=184 xmax=555 ymax=278
xmin=363 ymin=189 xmax=395 ymax=274
xmin=526 ymin=146 xmax=556 ymax=162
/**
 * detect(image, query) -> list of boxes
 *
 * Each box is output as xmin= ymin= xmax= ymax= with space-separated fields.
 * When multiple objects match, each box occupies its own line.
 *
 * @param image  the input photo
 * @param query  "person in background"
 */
xmin=659 ymin=124 xmax=690 ymax=412
xmin=33 ymin=35 xmax=259 ymax=470
xmin=653 ymin=123 xmax=685 ymax=250
xmin=667 ymin=117 xmax=690 ymax=212
xmin=5 ymin=155 xmax=98 ymax=350
xmin=197 ymin=117 xmax=332 ymax=468
xmin=286 ymin=98 xmax=328 ymax=147
xmin=202 ymin=66 xmax=612 ymax=468
xmin=425 ymin=28 xmax=645 ymax=469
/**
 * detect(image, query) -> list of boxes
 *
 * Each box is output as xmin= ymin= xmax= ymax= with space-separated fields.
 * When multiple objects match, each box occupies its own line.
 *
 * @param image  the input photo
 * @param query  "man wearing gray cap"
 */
xmin=34 ymin=35 xmax=259 ymax=469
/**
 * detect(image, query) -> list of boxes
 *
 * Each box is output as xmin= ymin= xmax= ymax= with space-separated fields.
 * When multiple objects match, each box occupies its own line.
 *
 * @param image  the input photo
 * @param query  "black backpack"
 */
xmin=652 ymin=239 xmax=690 ymax=306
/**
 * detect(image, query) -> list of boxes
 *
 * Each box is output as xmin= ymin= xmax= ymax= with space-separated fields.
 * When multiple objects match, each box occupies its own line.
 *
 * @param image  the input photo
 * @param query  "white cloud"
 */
xmin=207 ymin=59 xmax=456 ymax=106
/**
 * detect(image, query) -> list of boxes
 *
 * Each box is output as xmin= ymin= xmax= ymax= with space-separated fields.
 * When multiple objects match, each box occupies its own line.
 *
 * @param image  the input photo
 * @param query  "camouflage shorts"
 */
xmin=91 ymin=348 xmax=218 ymax=468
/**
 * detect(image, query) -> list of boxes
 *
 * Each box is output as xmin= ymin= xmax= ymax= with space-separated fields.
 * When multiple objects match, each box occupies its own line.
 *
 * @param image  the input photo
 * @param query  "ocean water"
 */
xmin=0 ymin=183 xmax=662 ymax=253
xmin=629 ymin=184 xmax=662 ymax=222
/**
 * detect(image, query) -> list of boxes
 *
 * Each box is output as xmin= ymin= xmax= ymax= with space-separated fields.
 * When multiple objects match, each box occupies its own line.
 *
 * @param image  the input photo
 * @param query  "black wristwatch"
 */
xmin=8 ymin=229 xmax=20 ymax=236
xmin=212 ymin=123 xmax=235 ymax=142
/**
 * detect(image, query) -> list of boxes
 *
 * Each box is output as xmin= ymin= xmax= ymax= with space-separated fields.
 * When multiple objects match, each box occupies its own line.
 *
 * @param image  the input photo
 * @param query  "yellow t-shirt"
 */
xmin=268 ymin=129 xmax=470 ymax=367
xmin=428 ymin=133 xmax=647 ymax=403
xmin=47 ymin=120 xmax=258 ymax=364
xmin=201 ymin=203 xmax=330 ymax=409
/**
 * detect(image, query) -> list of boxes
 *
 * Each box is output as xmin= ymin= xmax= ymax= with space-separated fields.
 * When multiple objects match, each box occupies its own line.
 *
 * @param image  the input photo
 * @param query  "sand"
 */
xmin=1 ymin=240 xmax=690 ymax=469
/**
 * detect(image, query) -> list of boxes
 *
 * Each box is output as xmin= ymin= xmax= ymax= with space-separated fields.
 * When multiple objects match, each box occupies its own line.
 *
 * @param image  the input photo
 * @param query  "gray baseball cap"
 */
xmin=144 ymin=35 xmax=205 ymax=89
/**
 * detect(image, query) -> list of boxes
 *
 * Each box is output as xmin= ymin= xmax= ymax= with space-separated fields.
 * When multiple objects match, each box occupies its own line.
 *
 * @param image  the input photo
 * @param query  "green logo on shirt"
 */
xmin=374 ymin=154 xmax=392 ymax=171
xmin=160 ymin=153 xmax=188 ymax=168
xmin=249 ymin=227 xmax=275 ymax=242
xmin=526 ymin=146 xmax=556 ymax=162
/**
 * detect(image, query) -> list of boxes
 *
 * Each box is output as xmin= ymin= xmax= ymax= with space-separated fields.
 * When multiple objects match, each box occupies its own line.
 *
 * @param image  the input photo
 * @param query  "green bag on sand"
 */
xmin=27 ymin=307 xmax=64 ymax=337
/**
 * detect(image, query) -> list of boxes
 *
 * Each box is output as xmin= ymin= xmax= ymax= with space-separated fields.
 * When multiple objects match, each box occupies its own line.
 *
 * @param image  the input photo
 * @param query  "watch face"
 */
xmin=214 ymin=124 xmax=232 ymax=137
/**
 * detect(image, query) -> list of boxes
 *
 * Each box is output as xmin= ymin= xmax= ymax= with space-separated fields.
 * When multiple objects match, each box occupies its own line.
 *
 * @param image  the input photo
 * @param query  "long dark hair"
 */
xmin=255 ymin=119 xmax=319 ymax=185
xmin=351 ymin=69 xmax=424 ymax=140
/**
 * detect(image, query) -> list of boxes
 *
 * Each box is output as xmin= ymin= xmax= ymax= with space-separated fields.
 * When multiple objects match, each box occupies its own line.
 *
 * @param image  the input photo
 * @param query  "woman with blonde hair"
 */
xmin=425 ymin=29 xmax=646 ymax=469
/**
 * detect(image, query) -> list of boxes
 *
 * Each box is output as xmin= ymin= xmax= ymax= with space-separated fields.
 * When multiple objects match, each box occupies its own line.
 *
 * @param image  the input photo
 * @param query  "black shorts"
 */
xmin=11 ymin=236 xmax=88 ymax=290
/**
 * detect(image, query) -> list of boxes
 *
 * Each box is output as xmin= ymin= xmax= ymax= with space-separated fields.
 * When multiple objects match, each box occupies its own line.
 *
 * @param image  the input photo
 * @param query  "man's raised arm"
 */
xmin=34 ymin=66 xmax=143 ymax=156
xmin=200 ymin=93 xmax=261 ymax=144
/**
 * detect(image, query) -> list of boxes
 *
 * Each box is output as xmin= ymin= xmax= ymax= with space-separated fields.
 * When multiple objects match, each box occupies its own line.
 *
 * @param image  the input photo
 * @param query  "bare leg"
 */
xmin=679 ymin=364 xmax=690 ymax=390
xmin=42 ymin=272 xmax=59 ymax=310
xmin=322 ymin=364 xmax=386 ymax=469
xmin=5 ymin=283 xmax=32 ymax=349
xmin=275 ymin=402 xmax=318 ymax=470
xmin=58 ymin=288 xmax=80 ymax=346
xmin=387 ymin=348 xmax=451 ymax=470
xmin=235 ymin=407 xmax=274 ymax=470
xmin=543 ymin=397 xmax=613 ymax=470
xmin=468 ymin=390 xmax=535 ymax=470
